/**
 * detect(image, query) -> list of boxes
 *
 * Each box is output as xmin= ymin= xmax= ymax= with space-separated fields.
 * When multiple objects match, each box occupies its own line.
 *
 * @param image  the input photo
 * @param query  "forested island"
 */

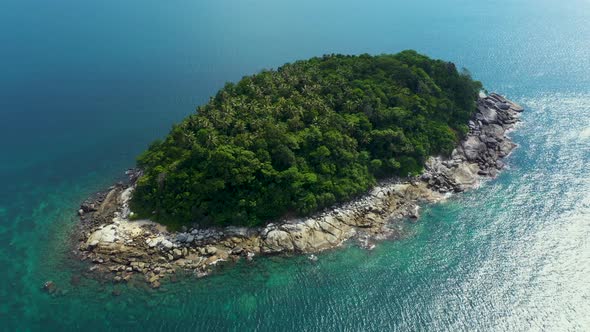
xmin=131 ymin=51 xmax=482 ymax=227
xmin=72 ymin=51 xmax=523 ymax=287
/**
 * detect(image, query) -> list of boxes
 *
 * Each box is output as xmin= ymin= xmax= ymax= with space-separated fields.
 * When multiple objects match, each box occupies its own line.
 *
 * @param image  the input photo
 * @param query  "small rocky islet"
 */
xmin=68 ymin=92 xmax=523 ymax=289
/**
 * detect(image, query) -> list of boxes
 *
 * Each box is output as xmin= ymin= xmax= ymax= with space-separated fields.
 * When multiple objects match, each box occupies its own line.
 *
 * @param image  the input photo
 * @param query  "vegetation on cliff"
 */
xmin=130 ymin=51 xmax=482 ymax=226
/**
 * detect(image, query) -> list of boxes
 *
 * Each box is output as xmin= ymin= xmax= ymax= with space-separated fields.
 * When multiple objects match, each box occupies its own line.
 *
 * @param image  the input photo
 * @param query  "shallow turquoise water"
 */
xmin=1 ymin=0 xmax=590 ymax=331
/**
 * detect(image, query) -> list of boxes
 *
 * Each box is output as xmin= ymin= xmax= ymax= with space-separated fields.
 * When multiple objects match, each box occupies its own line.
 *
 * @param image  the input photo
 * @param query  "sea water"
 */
xmin=1 ymin=0 xmax=589 ymax=330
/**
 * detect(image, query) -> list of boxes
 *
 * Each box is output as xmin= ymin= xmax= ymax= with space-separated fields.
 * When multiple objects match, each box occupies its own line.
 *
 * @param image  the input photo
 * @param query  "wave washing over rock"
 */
xmin=72 ymin=93 xmax=523 ymax=288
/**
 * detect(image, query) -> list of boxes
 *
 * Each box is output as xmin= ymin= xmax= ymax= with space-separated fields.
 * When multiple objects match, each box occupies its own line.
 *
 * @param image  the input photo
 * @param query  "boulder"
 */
xmin=176 ymin=233 xmax=189 ymax=243
xmin=446 ymin=162 xmax=479 ymax=189
xmin=262 ymin=229 xmax=293 ymax=253
xmin=146 ymin=238 xmax=160 ymax=248
xmin=86 ymin=225 xmax=117 ymax=246
xmin=476 ymin=107 xmax=498 ymax=124
xmin=225 ymin=226 xmax=250 ymax=238
xmin=462 ymin=136 xmax=486 ymax=161
xmin=160 ymin=239 xmax=174 ymax=249
xmin=498 ymin=140 xmax=516 ymax=157
xmin=206 ymin=255 xmax=220 ymax=265
xmin=510 ymin=102 xmax=524 ymax=112
xmin=80 ymin=202 xmax=98 ymax=213
xmin=205 ymin=246 xmax=218 ymax=255
xmin=408 ymin=206 xmax=419 ymax=219
xmin=484 ymin=124 xmax=505 ymax=139
xmin=230 ymin=246 xmax=244 ymax=255
xmin=172 ymin=248 xmax=183 ymax=259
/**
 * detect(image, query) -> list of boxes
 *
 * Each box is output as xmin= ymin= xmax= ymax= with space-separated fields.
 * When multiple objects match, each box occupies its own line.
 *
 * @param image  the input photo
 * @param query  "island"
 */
xmin=72 ymin=51 xmax=523 ymax=288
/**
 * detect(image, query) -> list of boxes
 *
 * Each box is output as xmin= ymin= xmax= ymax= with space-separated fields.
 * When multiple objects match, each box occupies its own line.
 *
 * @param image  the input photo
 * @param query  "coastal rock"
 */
xmin=408 ymin=206 xmax=420 ymax=219
xmin=498 ymin=140 xmax=516 ymax=157
xmin=176 ymin=233 xmax=189 ymax=243
xmin=262 ymin=229 xmax=293 ymax=253
xmin=225 ymin=226 xmax=251 ymax=238
xmin=160 ymin=239 xmax=174 ymax=249
xmin=484 ymin=124 xmax=505 ymax=139
xmin=172 ymin=249 xmax=183 ymax=259
xmin=146 ymin=238 xmax=160 ymax=248
xmin=204 ymin=246 xmax=218 ymax=255
xmin=447 ymin=162 xmax=480 ymax=189
xmin=86 ymin=225 xmax=117 ymax=246
xmin=462 ymin=136 xmax=486 ymax=161
xmin=80 ymin=202 xmax=98 ymax=213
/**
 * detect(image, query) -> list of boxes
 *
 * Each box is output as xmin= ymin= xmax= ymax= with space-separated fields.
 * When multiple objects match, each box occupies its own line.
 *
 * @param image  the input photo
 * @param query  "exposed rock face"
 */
xmin=75 ymin=92 xmax=523 ymax=285
xmin=462 ymin=136 xmax=486 ymax=161
xmin=476 ymin=106 xmax=498 ymax=124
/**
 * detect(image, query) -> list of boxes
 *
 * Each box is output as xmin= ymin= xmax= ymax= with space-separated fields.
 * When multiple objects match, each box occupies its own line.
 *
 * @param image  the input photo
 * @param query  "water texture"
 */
xmin=0 ymin=0 xmax=589 ymax=330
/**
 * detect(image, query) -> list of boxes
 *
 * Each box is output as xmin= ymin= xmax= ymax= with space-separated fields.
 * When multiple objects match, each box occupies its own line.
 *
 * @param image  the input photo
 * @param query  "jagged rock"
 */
xmin=204 ymin=246 xmax=218 ymax=255
xmin=160 ymin=239 xmax=174 ymax=249
xmin=230 ymin=246 xmax=244 ymax=255
xmin=172 ymin=249 xmax=183 ymax=259
xmin=462 ymin=136 xmax=486 ymax=161
xmin=408 ymin=206 xmax=419 ymax=219
xmin=225 ymin=226 xmax=250 ymax=238
xmin=484 ymin=124 xmax=505 ymax=139
xmin=146 ymin=238 xmax=160 ymax=248
xmin=497 ymin=102 xmax=511 ymax=110
xmin=262 ymin=229 xmax=293 ymax=253
xmin=476 ymin=106 xmax=498 ymax=124
xmin=176 ymin=233 xmax=189 ymax=243
xmin=206 ymin=255 xmax=220 ymax=265
xmin=510 ymin=102 xmax=524 ymax=112
xmin=80 ymin=202 xmax=97 ymax=213
xmin=86 ymin=225 xmax=117 ymax=246
xmin=498 ymin=140 xmax=516 ymax=157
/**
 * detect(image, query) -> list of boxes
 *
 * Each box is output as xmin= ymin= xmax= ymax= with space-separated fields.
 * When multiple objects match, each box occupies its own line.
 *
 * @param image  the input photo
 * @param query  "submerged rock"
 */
xmin=42 ymin=281 xmax=57 ymax=294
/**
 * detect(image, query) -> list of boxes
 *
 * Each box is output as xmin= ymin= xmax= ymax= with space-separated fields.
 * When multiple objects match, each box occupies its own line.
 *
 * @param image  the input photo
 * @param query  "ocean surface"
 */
xmin=1 ymin=0 xmax=589 ymax=330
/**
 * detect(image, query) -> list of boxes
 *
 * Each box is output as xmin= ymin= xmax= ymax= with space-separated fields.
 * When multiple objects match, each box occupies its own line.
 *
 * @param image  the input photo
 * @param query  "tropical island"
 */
xmin=132 ymin=51 xmax=482 ymax=227
xmin=71 ymin=51 xmax=523 ymax=288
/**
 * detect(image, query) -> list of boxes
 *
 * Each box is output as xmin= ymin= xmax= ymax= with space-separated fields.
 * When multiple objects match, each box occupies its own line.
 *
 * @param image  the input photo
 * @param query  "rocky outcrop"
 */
xmin=74 ymin=93 xmax=523 ymax=286
xmin=422 ymin=93 xmax=523 ymax=191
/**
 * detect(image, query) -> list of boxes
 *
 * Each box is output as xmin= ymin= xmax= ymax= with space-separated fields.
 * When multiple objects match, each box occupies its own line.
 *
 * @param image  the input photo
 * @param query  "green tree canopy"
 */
xmin=131 ymin=51 xmax=482 ymax=227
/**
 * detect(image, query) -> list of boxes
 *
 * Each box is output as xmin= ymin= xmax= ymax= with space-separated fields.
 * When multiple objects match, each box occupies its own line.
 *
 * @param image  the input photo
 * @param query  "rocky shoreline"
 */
xmin=72 ymin=93 xmax=523 ymax=288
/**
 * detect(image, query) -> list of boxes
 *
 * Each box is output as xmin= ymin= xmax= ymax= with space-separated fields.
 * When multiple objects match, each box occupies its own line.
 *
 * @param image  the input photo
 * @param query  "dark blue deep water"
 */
xmin=1 ymin=0 xmax=589 ymax=330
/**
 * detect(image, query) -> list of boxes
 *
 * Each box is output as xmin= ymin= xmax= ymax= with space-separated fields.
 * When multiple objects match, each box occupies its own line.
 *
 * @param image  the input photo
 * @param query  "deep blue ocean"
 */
xmin=1 ymin=0 xmax=589 ymax=330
